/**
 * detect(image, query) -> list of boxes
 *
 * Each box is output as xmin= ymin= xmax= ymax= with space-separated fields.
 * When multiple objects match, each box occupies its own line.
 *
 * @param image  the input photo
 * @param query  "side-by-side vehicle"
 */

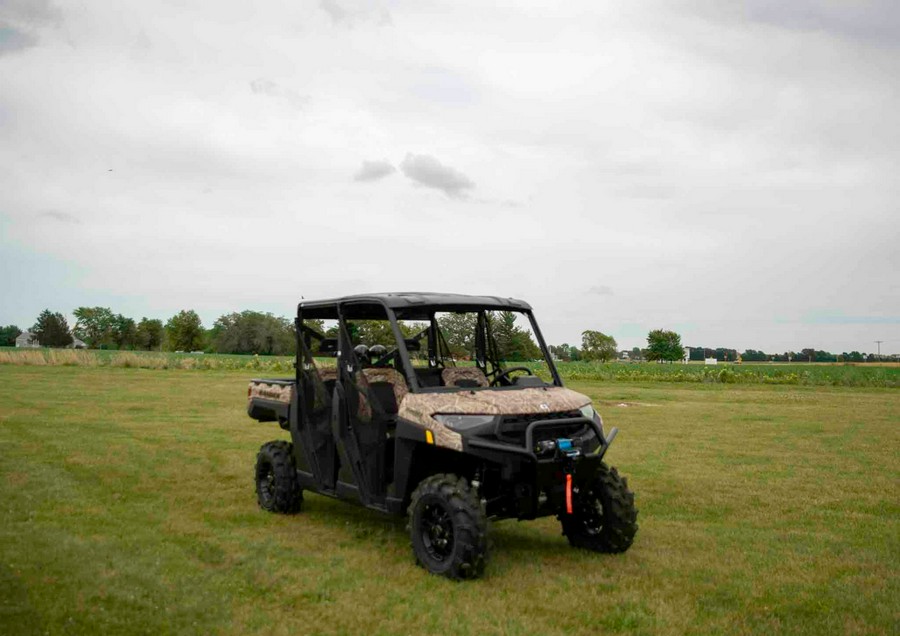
xmin=247 ymin=292 xmax=637 ymax=579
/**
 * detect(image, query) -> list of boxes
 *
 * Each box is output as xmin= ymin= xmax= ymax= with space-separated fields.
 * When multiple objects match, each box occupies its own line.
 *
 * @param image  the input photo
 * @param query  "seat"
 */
xmin=315 ymin=366 xmax=407 ymax=417
xmin=362 ymin=367 xmax=409 ymax=414
xmin=441 ymin=367 xmax=489 ymax=388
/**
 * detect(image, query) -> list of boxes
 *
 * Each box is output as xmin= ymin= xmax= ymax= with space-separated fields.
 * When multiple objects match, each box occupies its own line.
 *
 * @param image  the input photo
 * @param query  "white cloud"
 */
xmin=353 ymin=159 xmax=395 ymax=182
xmin=399 ymin=153 xmax=475 ymax=199
xmin=0 ymin=0 xmax=60 ymax=55
xmin=0 ymin=0 xmax=61 ymax=26
xmin=0 ymin=25 xmax=35 ymax=55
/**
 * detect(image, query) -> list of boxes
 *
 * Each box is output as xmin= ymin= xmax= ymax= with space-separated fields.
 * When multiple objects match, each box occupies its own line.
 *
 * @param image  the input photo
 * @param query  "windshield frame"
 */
xmin=394 ymin=305 xmax=562 ymax=392
xmin=296 ymin=300 xmax=564 ymax=393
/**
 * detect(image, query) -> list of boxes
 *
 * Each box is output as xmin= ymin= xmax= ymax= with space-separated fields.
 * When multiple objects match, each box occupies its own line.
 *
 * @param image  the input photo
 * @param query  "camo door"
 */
xmin=296 ymin=318 xmax=338 ymax=490
xmin=335 ymin=309 xmax=389 ymax=505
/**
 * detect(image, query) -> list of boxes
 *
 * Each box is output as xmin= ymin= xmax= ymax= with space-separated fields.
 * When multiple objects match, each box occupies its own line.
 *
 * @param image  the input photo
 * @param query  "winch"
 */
xmin=534 ymin=437 xmax=582 ymax=458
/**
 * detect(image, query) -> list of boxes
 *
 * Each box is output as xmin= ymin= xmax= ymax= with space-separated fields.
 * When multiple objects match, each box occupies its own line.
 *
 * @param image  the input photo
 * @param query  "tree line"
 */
xmin=551 ymin=329 xmax=684 ymax=362
xmin=0 ymin=307 xmax=295 ymax=355
xmin=686 ymin=347 xmax=887 ymax=363
xmin=548 ymin=330 xmax=892 ymax=364
xmin=0 ymin=310 xmax=891 ymax=363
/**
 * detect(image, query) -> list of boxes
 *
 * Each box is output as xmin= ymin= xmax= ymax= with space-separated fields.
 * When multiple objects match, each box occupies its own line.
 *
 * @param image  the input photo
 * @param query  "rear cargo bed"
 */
xmin=248 ymin=378 xmax=295 ymax=426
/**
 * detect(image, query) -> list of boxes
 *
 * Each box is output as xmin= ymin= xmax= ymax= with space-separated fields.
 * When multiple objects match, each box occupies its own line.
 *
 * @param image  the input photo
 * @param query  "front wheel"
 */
xmin=560 ymin=463 xmax=638 ymax=553
xmin=407 ymin=474 xmax=488 ymax=580
xmin=255 ymin=441 xmax=303 ymax=514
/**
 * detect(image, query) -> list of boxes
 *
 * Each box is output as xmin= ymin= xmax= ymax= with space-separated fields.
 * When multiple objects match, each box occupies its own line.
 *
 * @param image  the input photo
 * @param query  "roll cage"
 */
xmin=296 ymin=294 xmax=563 ymax=393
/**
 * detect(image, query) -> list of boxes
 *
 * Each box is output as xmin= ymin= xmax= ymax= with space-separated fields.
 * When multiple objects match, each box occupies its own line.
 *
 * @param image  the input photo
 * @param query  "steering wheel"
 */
xmin=491 ymin=366 xmax=534 ymax=386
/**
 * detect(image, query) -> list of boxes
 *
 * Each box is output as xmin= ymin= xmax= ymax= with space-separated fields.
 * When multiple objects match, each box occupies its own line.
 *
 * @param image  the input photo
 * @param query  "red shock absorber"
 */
xmin=565 ymin=473 xmax=573 ymax=514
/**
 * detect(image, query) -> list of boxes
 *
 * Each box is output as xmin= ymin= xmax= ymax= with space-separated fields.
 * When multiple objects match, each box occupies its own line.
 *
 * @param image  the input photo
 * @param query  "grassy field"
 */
xmin=1 ymin=366 xmax=897 ymax=635
xmin=2 ymin=347 xmax=899 ymax=387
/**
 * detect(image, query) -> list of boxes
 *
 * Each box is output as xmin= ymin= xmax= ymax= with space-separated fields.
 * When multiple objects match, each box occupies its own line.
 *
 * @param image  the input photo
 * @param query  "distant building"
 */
xmin=14 ymin=330 xmax=85 ymax=349
xmin=15 ymin=330 xmax=40 ymax=348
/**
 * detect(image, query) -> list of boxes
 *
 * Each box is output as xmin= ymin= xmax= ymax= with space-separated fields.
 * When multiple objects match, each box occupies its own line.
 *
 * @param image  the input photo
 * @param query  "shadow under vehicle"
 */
xmin=248 ymin=292 xmax=637 ymax=579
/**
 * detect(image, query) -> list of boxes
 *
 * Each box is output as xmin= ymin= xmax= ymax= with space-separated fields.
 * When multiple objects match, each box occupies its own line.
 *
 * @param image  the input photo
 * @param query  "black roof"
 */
xmin=298 ymin=292 xmax=531 ymax=318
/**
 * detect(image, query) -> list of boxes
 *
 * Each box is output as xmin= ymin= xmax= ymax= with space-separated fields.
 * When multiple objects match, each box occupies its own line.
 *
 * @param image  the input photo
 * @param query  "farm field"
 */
xmin=2 ymin=347 xmax=899 ymax=387
xmin=0 ymin=366 xmax=897 ymax=635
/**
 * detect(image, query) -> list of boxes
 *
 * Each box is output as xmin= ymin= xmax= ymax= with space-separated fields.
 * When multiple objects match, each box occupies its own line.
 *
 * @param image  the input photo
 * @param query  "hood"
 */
xmin=397 ymin=386 xmax=593 ymax=452
xmin=400 ymin=386 xmax=591 ymax=419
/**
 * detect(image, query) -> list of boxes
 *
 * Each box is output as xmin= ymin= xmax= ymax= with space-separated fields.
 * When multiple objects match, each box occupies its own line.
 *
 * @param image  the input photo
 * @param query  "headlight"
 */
xmin=579 ymin=404 xmax=596 ymax=419
xmin=433 ymin=414 xmax=496 ymax=431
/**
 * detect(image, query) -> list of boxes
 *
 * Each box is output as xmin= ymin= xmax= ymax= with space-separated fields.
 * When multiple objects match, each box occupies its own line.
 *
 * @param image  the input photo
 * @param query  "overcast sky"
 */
xmin=1 ymin=0 xmax=898 ymax=354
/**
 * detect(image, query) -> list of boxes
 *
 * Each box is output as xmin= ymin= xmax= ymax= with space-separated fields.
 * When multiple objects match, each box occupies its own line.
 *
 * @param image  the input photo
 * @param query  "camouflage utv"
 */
xmin=248 ymin=293 xmax=637 ymax=579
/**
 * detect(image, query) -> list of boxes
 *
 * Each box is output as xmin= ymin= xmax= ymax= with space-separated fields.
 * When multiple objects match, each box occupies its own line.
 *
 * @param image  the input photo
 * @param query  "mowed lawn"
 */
xmin=0 ymin=367 xmax=897 ymax=636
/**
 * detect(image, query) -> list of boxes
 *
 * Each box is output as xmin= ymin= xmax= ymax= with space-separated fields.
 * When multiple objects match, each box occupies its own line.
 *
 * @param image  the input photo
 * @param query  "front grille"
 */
xmin=496 ymin=410 xmax=582 ymax=444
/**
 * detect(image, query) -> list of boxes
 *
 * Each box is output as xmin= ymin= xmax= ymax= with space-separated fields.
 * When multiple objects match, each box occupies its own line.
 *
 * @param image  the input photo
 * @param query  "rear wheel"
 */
xmin=407 ymin=474 xmax=488 ymax=580
xmin=255 ymin=441 xmax=303 ymax=514
xmin=560 ymin=463 xmax=637 ymax=553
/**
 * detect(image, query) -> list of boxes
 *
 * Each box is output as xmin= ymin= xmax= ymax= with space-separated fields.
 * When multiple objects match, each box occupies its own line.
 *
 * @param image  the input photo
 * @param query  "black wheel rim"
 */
xmin=259 ymin=463 xmax=275 ymax=506
xmin=577 ymin=488 xmax=605 ymax=536
xmin=420 ymin=501 xmax=454 ymax=562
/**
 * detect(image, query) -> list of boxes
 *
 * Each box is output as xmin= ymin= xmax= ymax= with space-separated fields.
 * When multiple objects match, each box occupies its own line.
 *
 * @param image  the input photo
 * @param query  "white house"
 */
xmin=15 ymin=330 xmax=40 ymax=348
xmin=13 ymin=331 xmax=86 ymax=349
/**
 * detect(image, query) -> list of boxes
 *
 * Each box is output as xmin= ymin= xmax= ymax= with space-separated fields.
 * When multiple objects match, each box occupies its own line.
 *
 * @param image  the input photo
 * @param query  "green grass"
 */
xmin=1 ymin=367 xmax=898 ymax=635
xmin=558 ymin=360 xmax=900 ymax=387
xmin=2 ymin=347 xmax=898 ymax=386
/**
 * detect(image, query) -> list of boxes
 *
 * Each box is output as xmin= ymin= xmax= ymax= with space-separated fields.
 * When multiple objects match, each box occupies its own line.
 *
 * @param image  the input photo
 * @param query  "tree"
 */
xmin=166 ymin=310 xmax=205 ymax=351
xmin=112 ymin=314 xmax=138 ymax=350
xmin=32 ymin=310 xmax=73 ymax=348
xmin=645 ymin=329 xmax=683 ymax=362
xmin=0 ymin=325 xmax=21 ymax=347
xmin=350 ymin=320 xmax=397 ymax=349
xmin=437 ymin=313 xmax=478 ymax=358
xmin=713 ymin=347 xmax=738 ymax=362
xmin=581 ymin=330 xmax=617 ymax=362
xmin=631 ymin=346 xmax=642 ymax=361
xmin=211 ymin=311 xmax=294 ymax=355
xmin=73 ymin=306 xmax=116 ymax=347
xmin=489 ymin=311 xmax=541 ymax=361
xmin=136 ymin=318 xmax=164 ymax=351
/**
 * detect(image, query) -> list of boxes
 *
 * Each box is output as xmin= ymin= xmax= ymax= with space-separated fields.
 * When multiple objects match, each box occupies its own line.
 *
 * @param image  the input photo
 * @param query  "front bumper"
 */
xmin=464 ymin=415 xmax=618 ymax=462
xmin=460 ymin=415 xmax=619 ymax=520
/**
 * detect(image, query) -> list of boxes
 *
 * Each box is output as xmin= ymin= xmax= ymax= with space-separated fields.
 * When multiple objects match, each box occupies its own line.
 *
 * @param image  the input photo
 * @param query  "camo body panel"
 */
xmin=441 ymin=367 xmax=489 ymax=388
xmin=248 ymin=381 xmax=293 ymax=404
xmin=398 ymin=387 xmax=591 ymax=452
